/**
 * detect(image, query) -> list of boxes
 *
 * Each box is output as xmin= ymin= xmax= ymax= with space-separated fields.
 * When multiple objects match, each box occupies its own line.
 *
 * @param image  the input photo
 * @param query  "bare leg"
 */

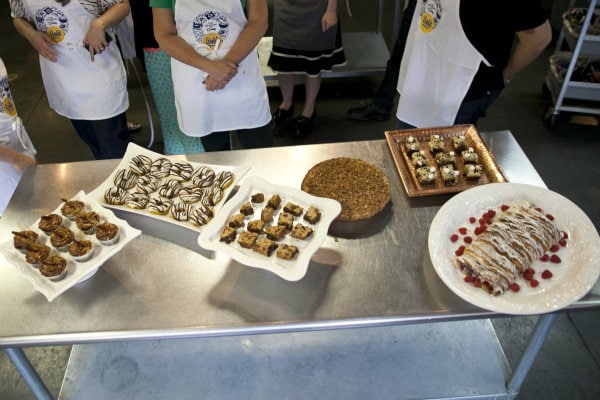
xmin=277 ymin=73 xmax=296 ymax=110
xmin=302 ymin=74 xmax=322 ymax=118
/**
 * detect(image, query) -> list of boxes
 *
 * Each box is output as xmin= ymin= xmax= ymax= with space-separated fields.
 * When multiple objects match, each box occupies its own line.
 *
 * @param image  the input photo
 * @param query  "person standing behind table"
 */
xmin=0 ymin=57 xmax=37 ymax=217
xmin=129 ymin=1 xmax=205 ymax=155
xmin=268 ymin=0 xmax=347 ymax=137
xmin=151 ymin=0 xmax=273 ymax=152
xmin=9 ymin=0 xmax=133 ymax=160
xmin=395 ymin=0 xmax=552 ymax=129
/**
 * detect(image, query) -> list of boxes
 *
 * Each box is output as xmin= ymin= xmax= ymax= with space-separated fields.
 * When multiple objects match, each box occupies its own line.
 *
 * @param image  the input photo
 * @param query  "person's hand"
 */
xmin=321 ymin=11 xmax=338 ymax=32
xmin=28 ymin=31 xmax=58 ymax=62
xmin=203 ymin=59 xmax=238 ymax=91
xmin=83 ymin=23 xmax=111 ymax=62
xmin=13 ymin=153 xmax=36 ymax=174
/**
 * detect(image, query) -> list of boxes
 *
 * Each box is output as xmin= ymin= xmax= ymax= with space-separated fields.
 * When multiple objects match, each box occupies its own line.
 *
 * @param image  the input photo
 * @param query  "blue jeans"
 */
xmin=71 ymin=113 xmax=131 ymax=159
xmin=396 ymin=89 xmax=503 ymax=129
xmin=200 ymin=122 xmax=273 ymax=152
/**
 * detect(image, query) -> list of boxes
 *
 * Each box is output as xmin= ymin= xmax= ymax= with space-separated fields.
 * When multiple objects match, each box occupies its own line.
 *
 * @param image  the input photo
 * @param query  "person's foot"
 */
xmin=272 ymin=104 xmax=295 ymax=126
xmin=127 ymin=122 xmax=141 ymax=132
xmin=292 ymin=112 xmax=316 ymax=137
xmin=347 ymin=104 xmax=391 ymax=121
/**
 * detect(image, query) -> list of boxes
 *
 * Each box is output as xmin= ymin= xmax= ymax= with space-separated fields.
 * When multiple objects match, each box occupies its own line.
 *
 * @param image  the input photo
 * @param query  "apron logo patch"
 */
xmin=0 ymin=76 xmax=17 ymax=117
xmin=418 ymin=0 xmax=442 ymax=33
xmin=193 ymin=11 xmax=229 ymax=56
xmin=34 ymin=6 xmax=69 ymax=43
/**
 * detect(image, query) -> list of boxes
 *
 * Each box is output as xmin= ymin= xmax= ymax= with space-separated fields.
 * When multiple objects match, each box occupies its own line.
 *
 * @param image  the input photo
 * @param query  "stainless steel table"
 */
xmin=1 ymin=131 xmax=599 ymax=399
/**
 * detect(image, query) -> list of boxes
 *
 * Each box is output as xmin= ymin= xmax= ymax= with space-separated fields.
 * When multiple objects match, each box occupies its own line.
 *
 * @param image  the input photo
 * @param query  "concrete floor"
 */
xmin=1 ymin=2 xmax=600 ymax=400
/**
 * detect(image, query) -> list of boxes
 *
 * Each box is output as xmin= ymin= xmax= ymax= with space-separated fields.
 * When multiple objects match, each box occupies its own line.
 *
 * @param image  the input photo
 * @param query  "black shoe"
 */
xmin=293 ymin=112 xmax=316 ymax=137
xmin=272 ymin=104 xmax=295 ymax=126
xmin=347 ymin=104 xmax=391 ymax=121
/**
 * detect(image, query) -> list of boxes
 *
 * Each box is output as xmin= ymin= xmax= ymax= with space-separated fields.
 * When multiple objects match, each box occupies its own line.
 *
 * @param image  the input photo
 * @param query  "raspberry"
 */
xmin=540 ymin=254 xmax=549 ymax=262
xmin=458 ymin=227 xmax=468 ymax=235
xmin=469 ymin=217 xmax=476 ymax=224
xmin=562 ymin=232 xmax=569 ymax=239
xmin=455 ymin=246 xmax=465 ymax=256
xmin=510 ymin=283 xmax=520 ymax=292
xmin=464 ymin=275 xmax=475 ymax=283
xmin=464 ymin=236 xmax=473 ymax=244
xmin=535 ymin=207 xmax=542 ymax=212
xmin=550 ymin=254 xmax=561 ymax=263
xmin=559 ymin=238 xmax=567 ymax=247
xmin=473 ymin=279 xmax=482 ymax=288
xmin=550 ymin=244 xmax=560 ymax=252
xmin=541 ymin=270 xmax=553 ymax=279
xmin=500 ymin=204 xmax=509 ymax=211
xmin=546 ymin=213 xmax=555 ymax=221
xmin=450 ymin=234 xmax=459 ymax=242
xmin=530 ymin=279 xmax=540 ymax=288
xmin=525 ymin=267 xmax=535 ymax=275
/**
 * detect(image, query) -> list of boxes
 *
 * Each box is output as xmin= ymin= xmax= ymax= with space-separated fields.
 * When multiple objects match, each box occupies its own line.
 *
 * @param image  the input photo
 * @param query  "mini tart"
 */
xmin=302 ymin=157 xmax=391 ymax=221
xmin=60 ymin=199 xmax=85 ymax=220
xmin=25 ymin=243 xmax=51 ymax=267
xmin=50 ymin=227 xmax=75 ymax=252
xmin=38 ymin=213 xmax=62 ymax=234
xmin=95 ymin=222 xmax=120 ymax=245
xmin=39 ymin=254 xmax=68 ymax=281
xmin=12 ymin=230 xmax=39 ymax=252
xmin=68 ymin=238 xmax=94 ymax=262
xmin=75 ymin=211 xmax=101 ymax=234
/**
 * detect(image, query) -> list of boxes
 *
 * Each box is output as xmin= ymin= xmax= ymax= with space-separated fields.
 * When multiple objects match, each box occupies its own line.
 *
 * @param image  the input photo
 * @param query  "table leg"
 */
xmin=3 ymin=347 xmax=54 ymax=400
xmin=506 ymin=313 xmax=558 ymax=398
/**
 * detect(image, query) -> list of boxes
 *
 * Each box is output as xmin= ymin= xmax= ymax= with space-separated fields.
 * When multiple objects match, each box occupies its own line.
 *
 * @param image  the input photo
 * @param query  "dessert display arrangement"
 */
xmin=428 ymin=183 xmax=600 ymax=315
xmin=385 ymin=124 xmax=507 ymax=197
xmin=198 ymin=176 xmax=342 ymax=281
xmin=301 ymin=157 xmax=391 ymax=221
xmin=0 ymin=191 xmax=141 ymax=301
xmin=88 ymin=143 xmax=249 ymax=233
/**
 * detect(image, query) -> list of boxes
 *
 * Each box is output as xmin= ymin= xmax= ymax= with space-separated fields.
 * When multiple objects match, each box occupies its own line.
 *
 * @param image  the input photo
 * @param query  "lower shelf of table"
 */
xmin=59 ymin=319 xmax=511 ymax=400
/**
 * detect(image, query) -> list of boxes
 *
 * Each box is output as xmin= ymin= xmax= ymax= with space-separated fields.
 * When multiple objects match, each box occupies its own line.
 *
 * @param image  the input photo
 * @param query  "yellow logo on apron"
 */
xmin=420 ymin=12 xmax=436 ymax=33
xmin=202 ymin=32 xmax=223 ymax=51
xmin=3 ymin=98 xmax=17 ymax=117
xmin=47 ymin=26 xmax=65 ymax=43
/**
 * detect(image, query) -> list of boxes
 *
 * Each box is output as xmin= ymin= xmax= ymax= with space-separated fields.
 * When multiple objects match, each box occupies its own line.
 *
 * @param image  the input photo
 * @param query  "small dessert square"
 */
xmin=290 ymin=223 xmax=314 ymax=240
xmin=452 ymin=135 xmax=468 ymax=152
xmin=265 ymin=224 xmax=287 ymax=240
xmin=228 ymin=213 xmax=245 ymax=228
xmin=239 ymin=201 xmax=254 ymax=216
xmin=303 ymin=206 xmax=321 ymax=224
xmin=404 ymin=136 xmax=420 ymax=154
xmin=253 ymin=237 xmax=278 ymax=257
xmin=283 ymin=202 xmax=303 ymax=216
xmin=428 ymin=135 xmax=445 ymax=154
xmin=434 ymin=151 xmax=456 ymax=167
xmin=462 ymin=147 xmax=479 ymax=164
xmin=411 ymin=151 xmax=429 ymax=168
xmin=260 ymin=207 xmax=275 ymax=222
xmin=238 ymin=231 xmax=259 ymax=248
xmin=247 ymin=219 xmax=265 ymax=233
xmin=277 ymin=212 xmax=294 ymax=230
xmin=267 ymin=194 xmax=281 ymax=209
xmin=440 ymin=165 xmax=460 ymax=185
xmin=220 ymin=226 xmax=237 ymax=243
xmin=251 ymin=193 xmax=264 ymax=203
xmin=416 ymin=166 xmax=437 ymax=185
xmin=276 ymin=244 xmax=299 ymax=261
xmin=463 ymin=163 xmax=483 ymax=180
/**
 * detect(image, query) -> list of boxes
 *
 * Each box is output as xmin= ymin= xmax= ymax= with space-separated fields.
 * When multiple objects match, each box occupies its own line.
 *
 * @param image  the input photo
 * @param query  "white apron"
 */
xmin=0 ymin=58 xmax=36 ymax=216
xmin=26 ymin=0 xmax=128 ymax=120
xmin=172 ymin=0 xmax=271 ymax=137
xmin=396 ymin=0 xmax=489 ymax=127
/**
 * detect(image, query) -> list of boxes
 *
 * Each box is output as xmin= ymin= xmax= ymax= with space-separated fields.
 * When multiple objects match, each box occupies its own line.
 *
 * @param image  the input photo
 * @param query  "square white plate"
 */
xmin=1 ymin=191 xmax=142 ymax=301
xmin=88 ymin=143 xmax=250 ymax=234
xmin=198 ymin=176 xmax=341 ymax=281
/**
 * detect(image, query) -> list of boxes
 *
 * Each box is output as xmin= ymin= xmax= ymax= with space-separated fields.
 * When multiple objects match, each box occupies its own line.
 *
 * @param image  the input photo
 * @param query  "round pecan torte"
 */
xmin=301 ymin=157 xmax=391 ymax=221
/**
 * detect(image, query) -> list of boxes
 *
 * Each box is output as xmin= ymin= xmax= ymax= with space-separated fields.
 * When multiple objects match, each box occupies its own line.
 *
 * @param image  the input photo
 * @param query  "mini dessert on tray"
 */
xmin=38 ymin=214 xmax=62 ymax=234
xmin=13 ymin=230 xmax=39 ymax=252
xmin=39 ymin=254 xmax=68 ymax=282
xmin=95 ymin=222 xmax=120 ymax=245
xmin=25 ymin=243 xmax=51 ymax=267
xmin=68 ymin=238 xmax=94 ymax=262
xmin=75 ymin=211 xmax=100 ymax=234
xmin=50 ymin=227 xmax=75 ymax=252
xmin=60 ymin=199 xmax=85 ymax=220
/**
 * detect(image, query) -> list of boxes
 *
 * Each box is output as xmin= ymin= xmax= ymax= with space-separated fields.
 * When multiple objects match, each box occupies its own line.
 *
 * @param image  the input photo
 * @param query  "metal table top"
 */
xmin=1 ymin=131 xmax=598 ymax=347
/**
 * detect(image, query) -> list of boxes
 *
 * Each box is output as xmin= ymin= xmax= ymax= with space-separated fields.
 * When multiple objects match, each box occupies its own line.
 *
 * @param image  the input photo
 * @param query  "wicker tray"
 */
xmin=385 ymin=125 xmax=508 ymax=197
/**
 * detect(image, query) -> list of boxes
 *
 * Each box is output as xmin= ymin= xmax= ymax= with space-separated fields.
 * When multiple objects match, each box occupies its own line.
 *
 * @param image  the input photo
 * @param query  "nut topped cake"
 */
xmin=301 ymin=157 xmax=390 ymax=221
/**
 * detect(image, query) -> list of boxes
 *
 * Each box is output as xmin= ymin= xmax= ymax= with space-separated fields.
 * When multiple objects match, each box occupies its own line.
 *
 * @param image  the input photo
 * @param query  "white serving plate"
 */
xmin=198 ymin=176 xmax=342 ymax=281
xmin=428 ymin=182 xmax=600 ymax=315
xmin=0 ymin=191 xmax=141 ymax=301
xmin=88 ymin=143 xmax=250 ymax=234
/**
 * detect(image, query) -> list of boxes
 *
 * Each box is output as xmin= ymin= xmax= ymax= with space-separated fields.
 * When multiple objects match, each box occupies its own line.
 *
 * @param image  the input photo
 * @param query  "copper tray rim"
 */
xmin=385 ymin=124 xmax=509 ymax=197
